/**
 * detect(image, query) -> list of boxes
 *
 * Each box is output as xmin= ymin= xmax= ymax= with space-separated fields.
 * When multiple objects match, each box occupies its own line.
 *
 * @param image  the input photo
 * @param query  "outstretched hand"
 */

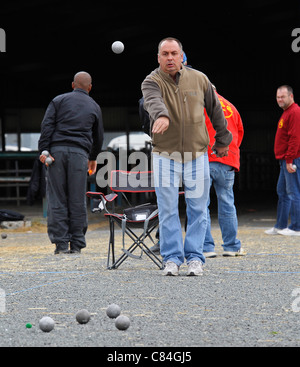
xmin=152 ymin=116 xmax=170 ymax=135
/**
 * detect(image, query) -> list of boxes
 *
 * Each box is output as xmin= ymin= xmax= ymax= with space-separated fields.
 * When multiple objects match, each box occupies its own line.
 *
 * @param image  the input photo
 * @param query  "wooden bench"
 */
xmin=0 ymin=152 xmax=36 ymax=206
xmin=0 ymin=174 xmax=31 ymax=206
xmin=0 ymin=166 xmax=32 ymax=206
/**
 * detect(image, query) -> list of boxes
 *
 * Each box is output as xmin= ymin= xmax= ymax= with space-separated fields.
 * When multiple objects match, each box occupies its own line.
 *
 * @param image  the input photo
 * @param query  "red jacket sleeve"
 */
xmin=285 ymin=108 xmax=300 ymax=163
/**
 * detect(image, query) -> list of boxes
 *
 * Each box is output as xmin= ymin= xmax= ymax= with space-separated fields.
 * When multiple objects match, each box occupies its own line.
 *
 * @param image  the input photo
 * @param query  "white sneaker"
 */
xmin=223 ymin=248 xmax=247 ymax=257
xmin=162 ymin=261 xmax=179 ymax=276
xmin=264 ymin=227 xmax=281 ymax=235
xmin=277 ymin=228 xmax=300 ymax=236
xmin=187 ymin=260 xmax=203 ymax=276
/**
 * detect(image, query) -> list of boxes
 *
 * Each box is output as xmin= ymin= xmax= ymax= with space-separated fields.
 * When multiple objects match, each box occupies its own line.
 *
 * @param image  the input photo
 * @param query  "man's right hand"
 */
xmin=39 ymin=152 xmax=55 ymax=166
xmin=152 ymin=116 xmax=170 ymax=135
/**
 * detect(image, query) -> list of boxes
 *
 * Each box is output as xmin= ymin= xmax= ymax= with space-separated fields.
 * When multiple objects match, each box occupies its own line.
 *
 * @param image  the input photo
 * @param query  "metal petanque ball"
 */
xmin=41 ymin=150 xmax=49 ymax=157
xmin=106 ymin=304 xmax=121 ymax=319
xmin=1 ymin=233 xmax=7 ymax=239
xmin=76 ymin=309 xmax=91 ymax=324
xmin=45 ymin=157 xmax=53 ymax=166
xmin=39 ymin=316 xmax=55 ymax=332
xmin=115 ymin=315 xmax=130 ymax=331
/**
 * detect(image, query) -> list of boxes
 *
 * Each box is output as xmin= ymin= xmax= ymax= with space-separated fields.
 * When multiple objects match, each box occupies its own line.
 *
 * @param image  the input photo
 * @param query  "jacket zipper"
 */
xmin=174 ymin=81 xmax=186 ymax=161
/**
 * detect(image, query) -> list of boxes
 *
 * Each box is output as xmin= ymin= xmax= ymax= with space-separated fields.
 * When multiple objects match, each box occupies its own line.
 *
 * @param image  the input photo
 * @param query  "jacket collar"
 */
xmin=158 ymin=66 xmax=185 ymax=84
xmin=73 ymin=88 xmax=89 ymax=95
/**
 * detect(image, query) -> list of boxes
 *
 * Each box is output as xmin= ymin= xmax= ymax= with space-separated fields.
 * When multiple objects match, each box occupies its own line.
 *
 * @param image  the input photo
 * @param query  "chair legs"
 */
xmin=107 ymin=219 xmax=115 ymax=269
xmin=107 ymin=218 xmax=163 ymax=270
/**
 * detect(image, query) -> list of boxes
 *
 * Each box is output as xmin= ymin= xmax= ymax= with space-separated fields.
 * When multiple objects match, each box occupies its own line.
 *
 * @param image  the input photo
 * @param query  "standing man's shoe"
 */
xmin=162 ymin=261 xmax=179 ymax=276
xmin=264 ymin=227 xmax=282 ymax=235
xmin=70 ymin=243 xmax=82 ymax=253
xmin=277 ymin=228 xmax=300 ymax=236
xmin=223 ymin=248 xmax=247 ymax=257
xmin=54 ymin=244 xmax=69 ymax=254
xmin=69 ymin=248 xmax=81 ymax=254
xmin=187 ymin=260 xmax=203 ymax=276
xmin=204 ymin=251 xmax=217 ymax=258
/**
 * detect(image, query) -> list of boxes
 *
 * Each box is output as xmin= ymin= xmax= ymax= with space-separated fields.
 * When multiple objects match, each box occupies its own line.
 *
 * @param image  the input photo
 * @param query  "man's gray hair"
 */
xmin=278 ymin=85 xmax=294 ymax=95
xmin=158 ymin=37 xmax=183 ymax=53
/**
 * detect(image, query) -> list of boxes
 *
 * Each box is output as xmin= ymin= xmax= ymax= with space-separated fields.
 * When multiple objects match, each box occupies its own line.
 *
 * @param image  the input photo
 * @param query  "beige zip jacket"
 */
xmin=142 ymin=66 xmax=232 ymax=161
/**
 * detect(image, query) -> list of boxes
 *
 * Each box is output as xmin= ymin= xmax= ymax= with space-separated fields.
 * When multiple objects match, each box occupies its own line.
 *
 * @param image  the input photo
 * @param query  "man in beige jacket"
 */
xmin=142 ymin=38 xmax=232 ymax=276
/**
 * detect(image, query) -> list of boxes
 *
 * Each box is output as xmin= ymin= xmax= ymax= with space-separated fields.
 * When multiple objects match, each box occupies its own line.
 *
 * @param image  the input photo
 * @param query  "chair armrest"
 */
xmin=86 ymin=192 xmax=118 ymax=202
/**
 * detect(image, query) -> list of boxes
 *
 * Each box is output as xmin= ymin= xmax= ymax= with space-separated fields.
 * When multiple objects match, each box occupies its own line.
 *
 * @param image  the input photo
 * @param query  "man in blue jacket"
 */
xmin=38 ymin=71 xmax=104 ymax=254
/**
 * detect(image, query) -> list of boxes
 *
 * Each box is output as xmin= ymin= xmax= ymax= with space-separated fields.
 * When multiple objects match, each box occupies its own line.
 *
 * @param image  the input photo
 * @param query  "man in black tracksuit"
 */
xmin=38 ymin=72 xmax=104 ymax=254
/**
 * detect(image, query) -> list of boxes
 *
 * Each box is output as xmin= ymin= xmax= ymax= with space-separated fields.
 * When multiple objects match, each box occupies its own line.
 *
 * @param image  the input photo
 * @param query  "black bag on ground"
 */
xmin=0 ymin=209 xmax=24 ymax=222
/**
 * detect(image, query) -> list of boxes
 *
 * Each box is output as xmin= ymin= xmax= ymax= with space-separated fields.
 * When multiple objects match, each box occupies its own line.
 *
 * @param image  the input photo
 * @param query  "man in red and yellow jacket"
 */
xmin=206 ymin=92 xmax=244 ymax=170
xmin=204 ymin=90 xmax=245 ymax=257
xmin=265 ymin=85 xmax=300 ymax=236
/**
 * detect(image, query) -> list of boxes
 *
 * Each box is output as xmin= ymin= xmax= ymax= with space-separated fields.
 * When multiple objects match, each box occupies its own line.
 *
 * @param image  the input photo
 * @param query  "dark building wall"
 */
xmin=0 ymin=1 xmax=299 ymax=199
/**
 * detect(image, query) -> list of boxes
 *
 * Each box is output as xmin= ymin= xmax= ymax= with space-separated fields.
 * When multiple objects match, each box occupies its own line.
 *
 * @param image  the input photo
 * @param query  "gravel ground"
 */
xmin=0 ymin=209 xmax=299 ymax=348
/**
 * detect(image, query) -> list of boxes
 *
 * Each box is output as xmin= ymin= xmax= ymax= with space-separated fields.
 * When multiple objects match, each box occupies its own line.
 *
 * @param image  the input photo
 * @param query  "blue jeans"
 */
xmin=275 ymin=158 xmax=300 ymax=231
xmin=153 ymin=153 xmax=210 ymax=266
xmin=204 ymin=162 xmax=241 ymax=253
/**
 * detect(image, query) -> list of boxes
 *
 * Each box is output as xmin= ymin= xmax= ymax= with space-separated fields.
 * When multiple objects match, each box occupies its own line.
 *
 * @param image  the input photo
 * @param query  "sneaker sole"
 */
xmin=163 ymin=271 xmax=179 ymax=276
xmin=223 ymin=252 xmax=246 ymax=257
xmin=278 ymin=231 xmax=300 ymax=236
xmin=204 ymin=253 xmax=217 ymax=258
xmin=187 ymin=271 xmax=203 ymax=276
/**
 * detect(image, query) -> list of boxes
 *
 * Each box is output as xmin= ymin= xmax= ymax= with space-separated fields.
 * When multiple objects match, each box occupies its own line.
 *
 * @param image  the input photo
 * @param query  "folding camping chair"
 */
xmin=86 ymin=170 xmax=163 ymax=270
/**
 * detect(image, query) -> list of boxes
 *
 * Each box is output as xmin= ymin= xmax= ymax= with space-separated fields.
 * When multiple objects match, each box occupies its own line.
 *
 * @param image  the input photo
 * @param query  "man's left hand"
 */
xmin=212 ymin=146 xmax=229 ymax=158
xmin=286 ymin=162 xmax=297 ymax=173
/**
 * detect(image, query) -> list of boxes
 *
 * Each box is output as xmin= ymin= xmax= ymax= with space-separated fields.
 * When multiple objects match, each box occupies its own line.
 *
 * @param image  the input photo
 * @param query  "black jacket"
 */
xmin=26 ymin=155 xmax=46 ymax=205
xmin=38 ymin=88 xmax=104 ymax=160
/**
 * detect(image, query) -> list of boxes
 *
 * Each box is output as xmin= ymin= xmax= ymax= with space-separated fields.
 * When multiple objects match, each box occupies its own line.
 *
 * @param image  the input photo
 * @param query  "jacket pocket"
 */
xmin=183 ymin=90 xmax=204 ymax=124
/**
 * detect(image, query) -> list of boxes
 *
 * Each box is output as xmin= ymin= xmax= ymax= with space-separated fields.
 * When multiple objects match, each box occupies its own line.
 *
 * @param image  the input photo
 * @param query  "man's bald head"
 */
xmin=72 ymin=71 xmax=92 ymax=93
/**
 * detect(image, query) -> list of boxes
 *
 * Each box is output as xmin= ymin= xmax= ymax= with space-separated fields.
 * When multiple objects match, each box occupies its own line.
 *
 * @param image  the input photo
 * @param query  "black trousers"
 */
xmin=46 ymin=146 xmax=88 ymax=251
